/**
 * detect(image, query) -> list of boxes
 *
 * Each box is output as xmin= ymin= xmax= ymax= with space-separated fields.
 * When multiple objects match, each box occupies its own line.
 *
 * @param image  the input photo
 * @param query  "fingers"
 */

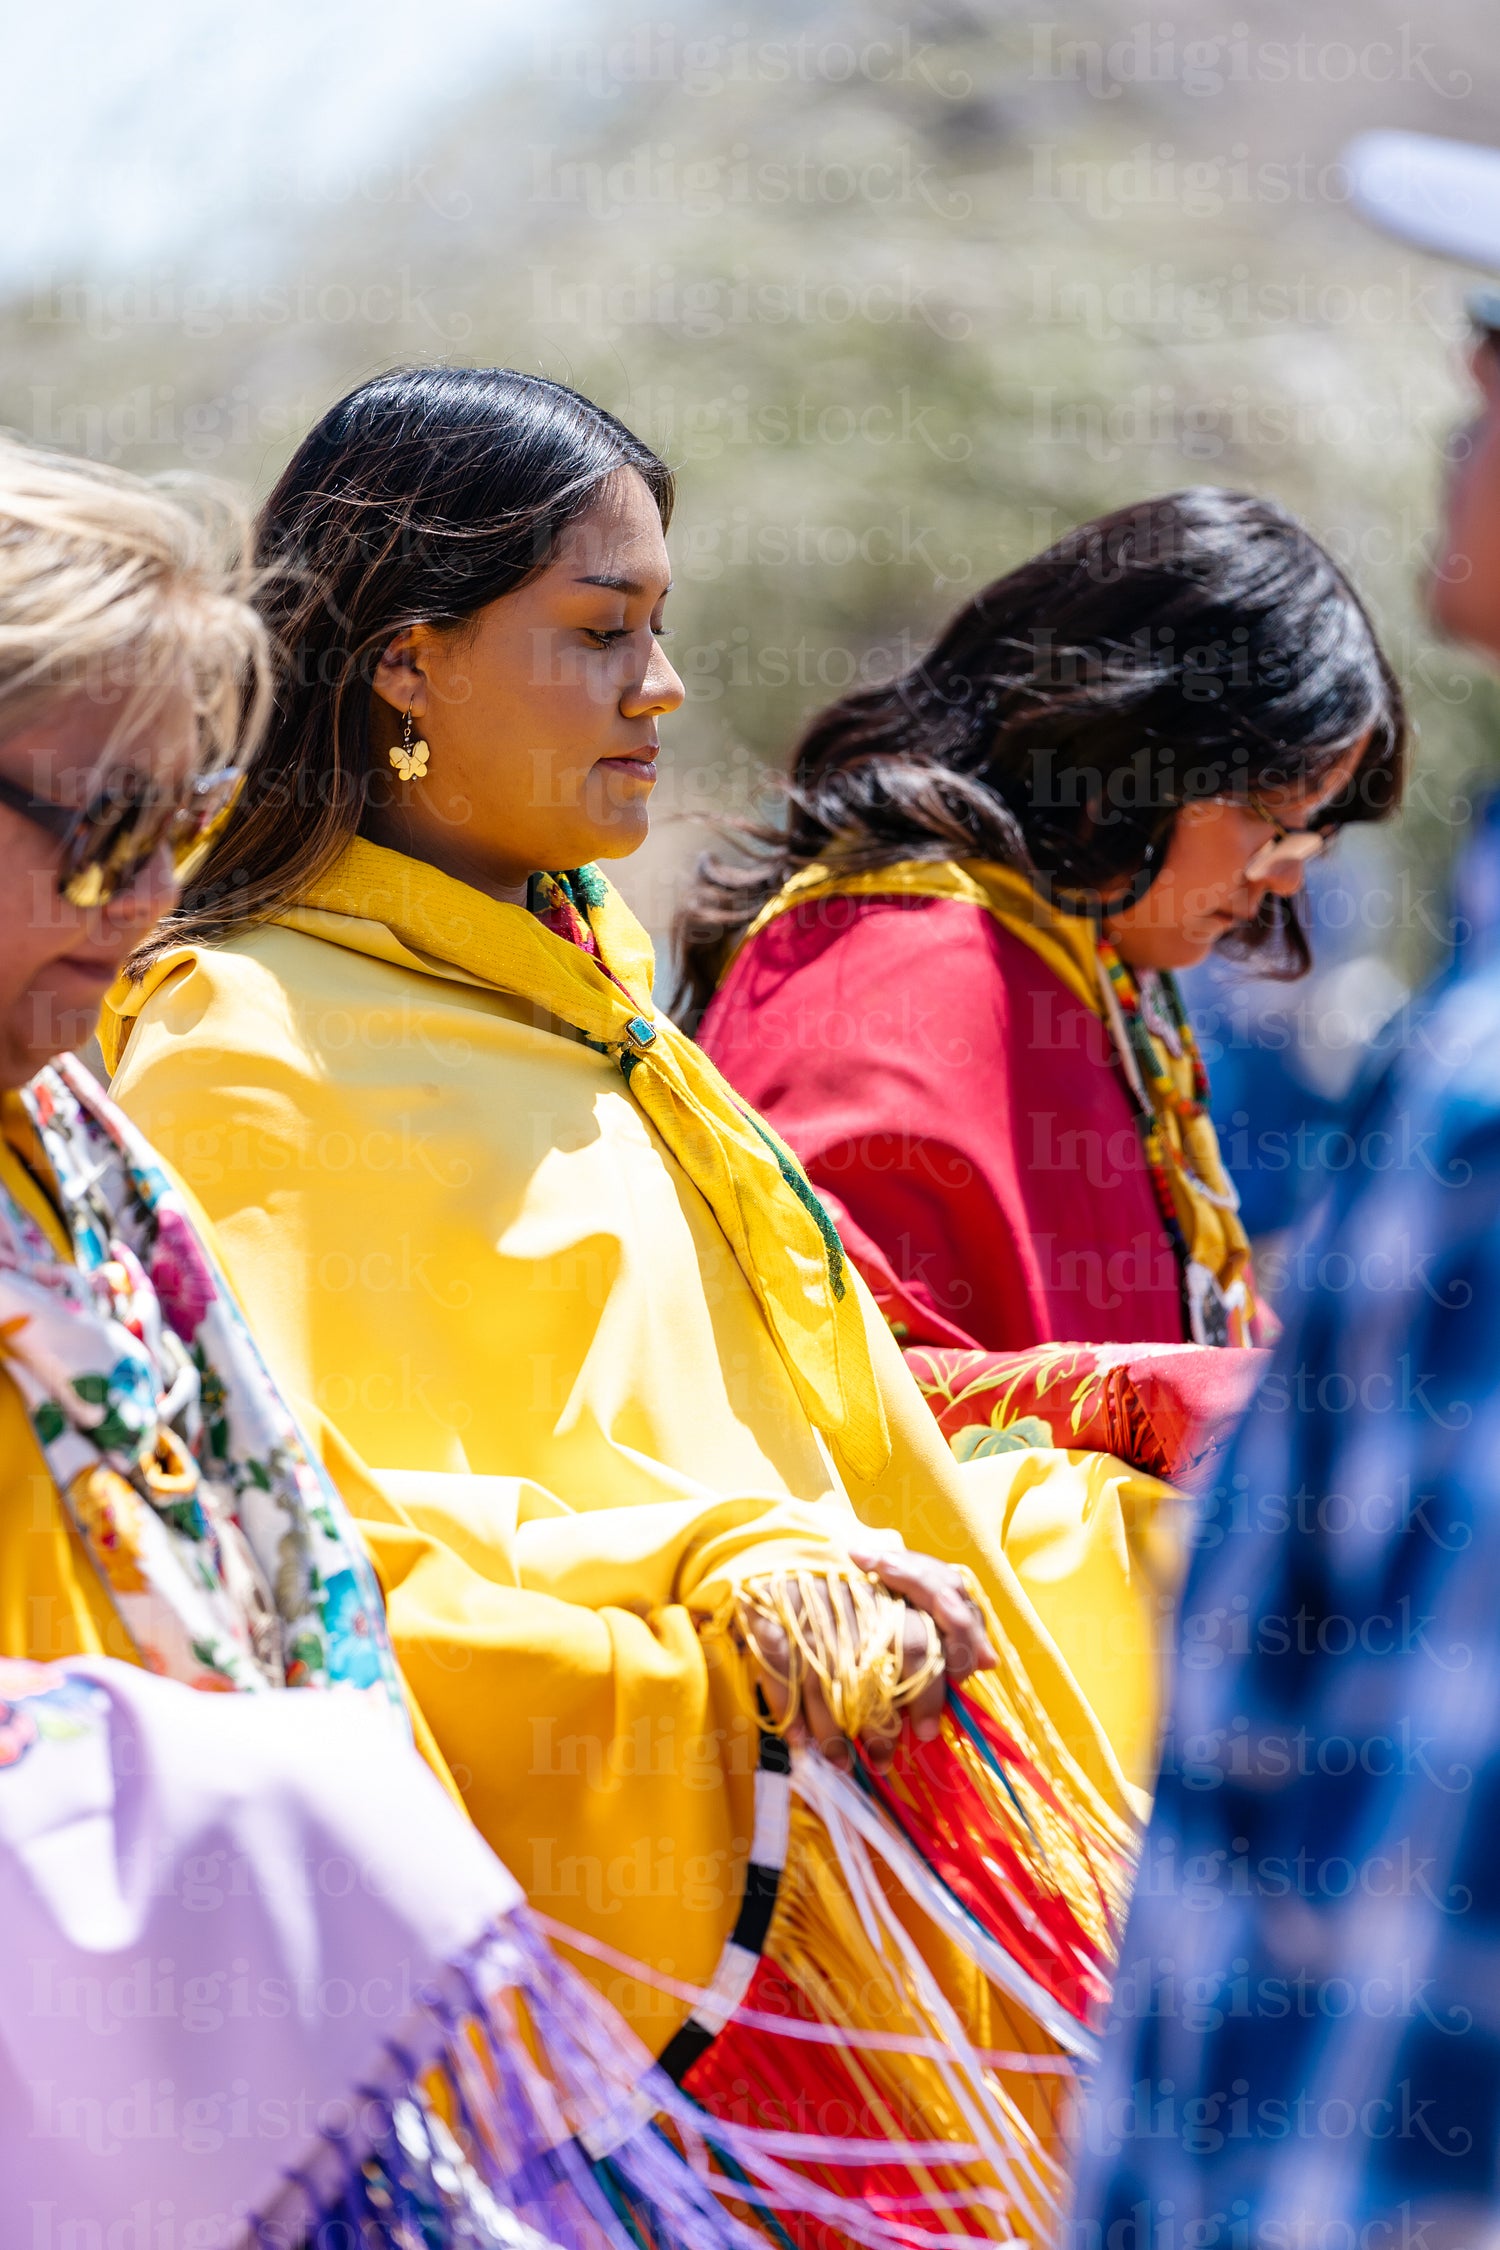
xmin=742 ymin=1550 xmax=998 ymax=1774
xmin=740 ymin=1590 xmax=852 ymax=1766
xmin=902 ymin=1609 xmax=949 ymax=1745
xmin=801 ymin=1669 xmax=852 ymax=1768
xmin=848 ymin=1543 xmax=998 ymax=1680
xmin=745 ymin=1616 xmax=794 ymax=1729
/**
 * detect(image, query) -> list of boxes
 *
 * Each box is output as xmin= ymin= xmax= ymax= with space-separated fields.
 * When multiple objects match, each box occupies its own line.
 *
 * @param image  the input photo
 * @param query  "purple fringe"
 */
xmin=250 ymin=1904 xmax=1009 ymax=2250
xmin=248 ymin=1908 xmax=768 ymax=2250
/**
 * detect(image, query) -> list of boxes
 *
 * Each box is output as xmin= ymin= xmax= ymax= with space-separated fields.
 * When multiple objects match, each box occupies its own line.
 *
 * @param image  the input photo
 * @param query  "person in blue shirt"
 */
xmin=1072 ymin=129 xmax=1500 ymax=2250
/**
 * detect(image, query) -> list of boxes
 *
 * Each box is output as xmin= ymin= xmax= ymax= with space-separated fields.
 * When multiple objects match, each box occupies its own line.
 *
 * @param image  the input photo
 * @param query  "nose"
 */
xmin=622 ymin=639 xmax=685 ymax=722
xmin=1261 ymin=856 xmax=1310 ymax=901
xmin=102 ymin=840 xmax=180 ymax=930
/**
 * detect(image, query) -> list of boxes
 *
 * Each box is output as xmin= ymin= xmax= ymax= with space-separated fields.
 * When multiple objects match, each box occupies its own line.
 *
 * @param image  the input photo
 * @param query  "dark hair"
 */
xmin=674 ymin=488 xmax=1405 ymax=1023
xmin=132 ymin=365 xmax=674 ymax=961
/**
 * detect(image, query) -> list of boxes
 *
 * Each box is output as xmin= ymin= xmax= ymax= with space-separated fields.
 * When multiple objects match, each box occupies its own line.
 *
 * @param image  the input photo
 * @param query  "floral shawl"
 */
xmin=0 ymin=1055 xmax=402 ymax=1707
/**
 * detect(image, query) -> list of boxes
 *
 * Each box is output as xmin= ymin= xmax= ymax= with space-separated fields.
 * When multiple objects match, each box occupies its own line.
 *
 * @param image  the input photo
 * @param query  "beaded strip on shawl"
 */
xmin=1094 ymin=939 xmax=1255 ymax=1349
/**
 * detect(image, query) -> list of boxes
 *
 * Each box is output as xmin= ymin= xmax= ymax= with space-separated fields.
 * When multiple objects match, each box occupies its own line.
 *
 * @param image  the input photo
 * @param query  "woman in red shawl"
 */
xmin=681 ymin=491 xmax=1405 ymax=1469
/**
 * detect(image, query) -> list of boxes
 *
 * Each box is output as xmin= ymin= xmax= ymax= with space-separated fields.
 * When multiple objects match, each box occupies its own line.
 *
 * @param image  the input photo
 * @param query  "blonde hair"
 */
xmin=0 ymin=432 xmax=271 ymax=774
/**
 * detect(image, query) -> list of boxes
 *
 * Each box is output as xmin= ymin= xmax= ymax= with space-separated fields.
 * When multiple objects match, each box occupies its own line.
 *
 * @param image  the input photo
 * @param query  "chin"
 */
xmin=16 ymin=985 xmax=105 ymax=1076
xmin=0 ymin=1023 xmax=62 ymax=1090
xmin=1120 ymin=931 xmax=1217 ymax=973
xmin=586 ymin=812 xmax=652 ymax=863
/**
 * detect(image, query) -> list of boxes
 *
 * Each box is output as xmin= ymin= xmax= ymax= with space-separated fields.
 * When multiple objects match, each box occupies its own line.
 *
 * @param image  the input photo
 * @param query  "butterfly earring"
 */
xmin=389 ymin=704 xmax=430 ymax=783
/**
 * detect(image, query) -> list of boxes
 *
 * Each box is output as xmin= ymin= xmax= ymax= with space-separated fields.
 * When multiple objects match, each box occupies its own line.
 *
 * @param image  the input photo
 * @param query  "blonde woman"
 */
xmin=0 ymin=433 xmax=788 ymax=2249
xmin=105 ymin=368 xmax=1183 ymax=2243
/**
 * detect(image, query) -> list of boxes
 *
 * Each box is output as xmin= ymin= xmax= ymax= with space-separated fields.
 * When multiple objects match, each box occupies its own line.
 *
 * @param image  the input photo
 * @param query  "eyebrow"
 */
xmin=573 ymin=573 xmax=673 ymax=597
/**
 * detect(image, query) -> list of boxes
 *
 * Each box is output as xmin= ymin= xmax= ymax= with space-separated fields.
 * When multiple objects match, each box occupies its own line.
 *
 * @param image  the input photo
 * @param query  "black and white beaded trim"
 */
xmin=656 ymin=1729 xmax=792 ymax=2083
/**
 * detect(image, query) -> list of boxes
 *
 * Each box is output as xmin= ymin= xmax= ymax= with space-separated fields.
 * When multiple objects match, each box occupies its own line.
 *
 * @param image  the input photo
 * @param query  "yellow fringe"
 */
xmin=765 ymin=1800 xmax=1066 ymax=2243
xmin=712 ymin=1567 xmax=1145 ymax=2245
xmin=733 ymin=1566 xmax=945 ymax=1742
xmin=734 ymin=1566 xmax=1134 ymax=1951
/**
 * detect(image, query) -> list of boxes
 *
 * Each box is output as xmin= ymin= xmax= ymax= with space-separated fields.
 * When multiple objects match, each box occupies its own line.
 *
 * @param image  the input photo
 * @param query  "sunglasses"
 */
xmin=0 ymin=762 xmax=246 ymax=907
xmin=1469 ymin=287 xmax=1500 ymax=354
xmin=1242 ymin=793 xmax=1336 ymax=884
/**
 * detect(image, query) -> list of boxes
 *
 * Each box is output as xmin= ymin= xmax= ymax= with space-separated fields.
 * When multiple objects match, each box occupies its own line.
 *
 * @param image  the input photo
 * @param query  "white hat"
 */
xmin=1345 ymin=129 xmax=1500 ymax=275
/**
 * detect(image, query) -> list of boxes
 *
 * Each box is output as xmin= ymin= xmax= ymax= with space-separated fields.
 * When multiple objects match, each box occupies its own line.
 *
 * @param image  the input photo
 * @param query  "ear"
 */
xmin=371 ymin=625 xmax=435 ymax=719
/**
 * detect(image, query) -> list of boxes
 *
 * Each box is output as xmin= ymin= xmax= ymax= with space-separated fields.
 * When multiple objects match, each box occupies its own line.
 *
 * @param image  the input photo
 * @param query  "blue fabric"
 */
xmin=1072 ymin=956 xmax=1500 ymax=2248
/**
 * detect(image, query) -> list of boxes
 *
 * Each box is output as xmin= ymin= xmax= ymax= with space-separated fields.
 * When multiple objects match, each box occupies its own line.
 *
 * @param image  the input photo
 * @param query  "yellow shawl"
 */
xmin=287 ymin=842 xmax=891 ymax=1484
xmin=99 ymin=842 xmax=1181 ymax=2042
xmin=738 ymin=857 xmax=1254 ymax=1340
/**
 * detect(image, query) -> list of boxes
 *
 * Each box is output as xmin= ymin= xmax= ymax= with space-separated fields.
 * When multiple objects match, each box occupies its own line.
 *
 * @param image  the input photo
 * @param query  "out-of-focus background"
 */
xmin=21 ymin=0 xmax=1500 ymax=1250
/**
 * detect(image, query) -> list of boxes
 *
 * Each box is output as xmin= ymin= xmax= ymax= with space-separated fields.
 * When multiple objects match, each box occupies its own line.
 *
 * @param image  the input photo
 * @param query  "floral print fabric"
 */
xmin=0 ymin=1056 xmax=403 ymax=1709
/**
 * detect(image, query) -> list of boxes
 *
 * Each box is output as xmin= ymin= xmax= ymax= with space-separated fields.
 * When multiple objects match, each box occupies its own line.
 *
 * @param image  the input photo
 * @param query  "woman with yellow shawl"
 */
xmin=0 ymin=429 xmax=810 ymax=2250
xmin=107 ymin=368 xmax=1178 ymax=2245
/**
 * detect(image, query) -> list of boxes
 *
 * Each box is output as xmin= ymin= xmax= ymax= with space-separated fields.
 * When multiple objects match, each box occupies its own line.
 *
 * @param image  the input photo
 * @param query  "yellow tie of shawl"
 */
xmin=292 ymin=841 xmax=892 ymax=1483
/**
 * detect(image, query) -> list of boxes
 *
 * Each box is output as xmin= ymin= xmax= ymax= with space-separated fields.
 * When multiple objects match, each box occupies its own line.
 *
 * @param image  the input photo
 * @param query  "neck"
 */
xmin=358 ymin=810 xmax=532 ymax=907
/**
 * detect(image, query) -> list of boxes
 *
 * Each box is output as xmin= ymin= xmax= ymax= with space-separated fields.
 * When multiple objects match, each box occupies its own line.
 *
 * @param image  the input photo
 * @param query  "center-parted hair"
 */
xmin=674 ymin=488 xmax=1406 ymax=1022
xmin=134 ymin=364 xmax=674 ymax=963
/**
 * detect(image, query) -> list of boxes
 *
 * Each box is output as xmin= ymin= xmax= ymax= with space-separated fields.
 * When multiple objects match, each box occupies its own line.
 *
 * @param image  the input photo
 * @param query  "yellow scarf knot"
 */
xmin=283 ymin=842 xmax=892 ymax=1482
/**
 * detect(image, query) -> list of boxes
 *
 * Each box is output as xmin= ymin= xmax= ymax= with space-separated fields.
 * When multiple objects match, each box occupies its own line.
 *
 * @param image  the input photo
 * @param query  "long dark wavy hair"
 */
xmin=131 ymin=364 xmax=674 ymax=965
xmin=674 ymin=488 xmax=1405 ymax=1025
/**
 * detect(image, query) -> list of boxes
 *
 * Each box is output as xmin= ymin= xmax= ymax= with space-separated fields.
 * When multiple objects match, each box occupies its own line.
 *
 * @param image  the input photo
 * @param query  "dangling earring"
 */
xmin=389 ymin=704 xmax=430 ymax=783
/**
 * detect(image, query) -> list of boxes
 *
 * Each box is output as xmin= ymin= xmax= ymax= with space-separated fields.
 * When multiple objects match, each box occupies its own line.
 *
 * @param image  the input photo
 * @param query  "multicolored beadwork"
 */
xmin=1096 ymin=936 xmax=1254 ymax=1346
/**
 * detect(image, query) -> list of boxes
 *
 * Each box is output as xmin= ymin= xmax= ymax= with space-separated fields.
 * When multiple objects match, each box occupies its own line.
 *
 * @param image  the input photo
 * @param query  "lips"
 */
xmin=598 ymin=748 xmax=658 ymax=781
xmin=54 ymin=952 xmax=122 ymax=986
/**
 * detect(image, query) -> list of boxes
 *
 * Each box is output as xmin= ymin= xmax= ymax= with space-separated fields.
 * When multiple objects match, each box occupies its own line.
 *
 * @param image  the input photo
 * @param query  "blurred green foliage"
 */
xmin=10 ymin=0 xmax=1500 ymax=966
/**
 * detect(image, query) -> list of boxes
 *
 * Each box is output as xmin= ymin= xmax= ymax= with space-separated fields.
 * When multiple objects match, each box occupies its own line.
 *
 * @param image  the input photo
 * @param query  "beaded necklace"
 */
xmin=1095 ymin=935 xmax=1250 ymax=1346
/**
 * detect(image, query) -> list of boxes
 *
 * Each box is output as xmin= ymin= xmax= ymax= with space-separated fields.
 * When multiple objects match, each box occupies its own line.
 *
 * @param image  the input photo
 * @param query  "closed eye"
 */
xmin=584 ymin=625 xmax=674 ymax=648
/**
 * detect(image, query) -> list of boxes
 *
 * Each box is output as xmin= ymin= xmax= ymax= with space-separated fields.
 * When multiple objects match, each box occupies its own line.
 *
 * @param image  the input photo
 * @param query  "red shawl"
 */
xmin=701 ymin=891 xmax=1186 ymax=1353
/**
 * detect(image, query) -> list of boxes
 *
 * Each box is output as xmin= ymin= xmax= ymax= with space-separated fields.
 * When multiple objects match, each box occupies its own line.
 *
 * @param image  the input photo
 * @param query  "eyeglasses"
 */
xmin=1242 ymin=793 xmax=1336 ymax=884
xmin=1468 ymin=287 xmax=1500 ymax=355
xmin=0 ymin=762 xmax=246 ymax=907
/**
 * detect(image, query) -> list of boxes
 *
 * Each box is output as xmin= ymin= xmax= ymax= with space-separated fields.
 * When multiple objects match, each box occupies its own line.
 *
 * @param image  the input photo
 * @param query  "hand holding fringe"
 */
xmin=731 ymin=1547 xmax=996 ymax=1771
